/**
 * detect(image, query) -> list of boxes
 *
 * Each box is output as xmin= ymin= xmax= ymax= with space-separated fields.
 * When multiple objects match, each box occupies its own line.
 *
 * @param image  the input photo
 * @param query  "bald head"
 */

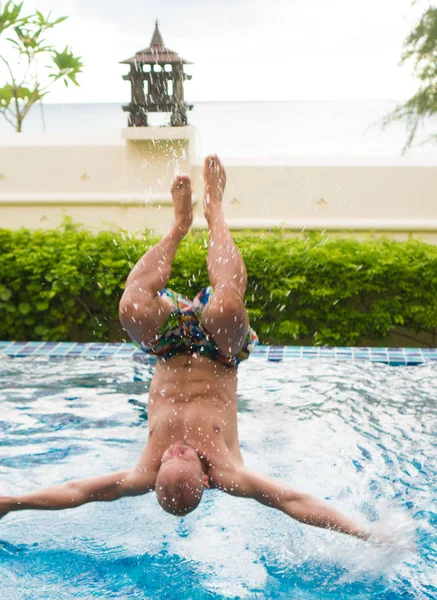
xmin=156 ymin=442 xmax=210 ymax=516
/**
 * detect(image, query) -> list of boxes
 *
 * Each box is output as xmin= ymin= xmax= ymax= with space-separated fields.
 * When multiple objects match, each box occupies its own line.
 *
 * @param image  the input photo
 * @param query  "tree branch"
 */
xmin=19 ymin=89 xmax=40 ymax=121
xmin=74 ymin=295 xmax=98 ymax=324
xmin=4 ymin=105 xmax=17 ymax=117
xmin=38 ymin=76 xmax=59 ymax=95
xmin=0 ymin=55 xmax=17 ymax=86
xmin=0 ymin=108 xmax=16 ymax=128
xmin=19 ymin=53 xmax=32 ymax=91
xmin=0 ymin=57 xmax=22 ymax=128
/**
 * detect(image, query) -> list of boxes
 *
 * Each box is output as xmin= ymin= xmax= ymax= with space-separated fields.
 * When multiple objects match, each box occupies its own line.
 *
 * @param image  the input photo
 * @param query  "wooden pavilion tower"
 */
xmin=121 ymin=22 xmax=193 ymax=127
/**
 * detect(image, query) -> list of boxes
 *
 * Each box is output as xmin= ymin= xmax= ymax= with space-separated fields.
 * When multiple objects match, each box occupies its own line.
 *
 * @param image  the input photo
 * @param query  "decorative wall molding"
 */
xmin=193 ymin=218 xmax=437 ymax=231
xmin=0 ymin=193 xmax=198 ymax=206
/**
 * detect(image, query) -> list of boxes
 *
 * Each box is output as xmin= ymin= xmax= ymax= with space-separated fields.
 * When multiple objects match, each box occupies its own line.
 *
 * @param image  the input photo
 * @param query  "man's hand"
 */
xmin=211 ymin=465 xmax=369 ymax=540
xmin=1 ymin=467 xmax=156 ymax=515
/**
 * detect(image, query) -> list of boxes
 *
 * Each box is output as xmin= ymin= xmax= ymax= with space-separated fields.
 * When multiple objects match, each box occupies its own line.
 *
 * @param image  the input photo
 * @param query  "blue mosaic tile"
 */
xmin=65 ymin=346 xmax=87 ymax=355
xmin=0 ymin=342 xmax=436 ymax=365
xmin=6 ymin=343 xmax=31 ymax=355
xmin=387 ymin=361 xmax=407 ymax=366
xmin=20 ymin=346 xmax=38 ymax=354
xmin=133 ymin=352 xmax=156 ymax=361
xmin=267 ymin=347 xmax=285 ymax=362
xmin=35 ymin=344 xmax=60 ymax=355
xmin=98 ymin=344 xmax=124 ymax=352
xmin=53 ymin=342 xmax=74 ymax=355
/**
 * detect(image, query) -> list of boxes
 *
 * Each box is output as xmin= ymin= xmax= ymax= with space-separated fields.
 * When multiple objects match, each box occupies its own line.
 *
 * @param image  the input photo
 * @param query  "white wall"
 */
xmin=1 ymin=129 xmax=436 ymax=243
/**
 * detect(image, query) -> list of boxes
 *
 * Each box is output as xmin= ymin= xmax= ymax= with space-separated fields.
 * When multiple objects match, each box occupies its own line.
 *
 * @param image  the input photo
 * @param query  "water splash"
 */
xmin=0 ymin=357 xmax=436 ymax=599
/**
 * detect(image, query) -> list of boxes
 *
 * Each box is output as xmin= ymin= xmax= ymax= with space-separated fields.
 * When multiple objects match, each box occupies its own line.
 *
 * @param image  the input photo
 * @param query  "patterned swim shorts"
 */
xmin=140 ymin=287 xmax=258 ymax=368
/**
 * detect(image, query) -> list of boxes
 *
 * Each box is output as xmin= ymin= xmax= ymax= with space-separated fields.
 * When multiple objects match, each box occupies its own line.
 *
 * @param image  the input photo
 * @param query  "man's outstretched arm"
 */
xmin=213 ymin=466 xmax=369 ymax=540
xmin=0 ymin=467 xmax=155 ymax=519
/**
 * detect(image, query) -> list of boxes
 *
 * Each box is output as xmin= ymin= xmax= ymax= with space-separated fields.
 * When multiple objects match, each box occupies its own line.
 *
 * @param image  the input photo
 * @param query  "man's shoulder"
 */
xmin=206 ymin=460 xmax=244 ymax=491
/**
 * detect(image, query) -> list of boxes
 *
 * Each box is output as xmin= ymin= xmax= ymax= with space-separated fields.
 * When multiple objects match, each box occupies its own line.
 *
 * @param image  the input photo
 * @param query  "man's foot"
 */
xmin=171 ymin=175 xmax=193 ymax=235
xmin=203 ymin=155 xmax=226 ymax=221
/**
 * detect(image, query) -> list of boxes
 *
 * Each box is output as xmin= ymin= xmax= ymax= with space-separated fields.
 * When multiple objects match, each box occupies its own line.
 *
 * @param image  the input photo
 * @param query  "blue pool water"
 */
xmin=0 ymin=356 xmax=436 ymax=599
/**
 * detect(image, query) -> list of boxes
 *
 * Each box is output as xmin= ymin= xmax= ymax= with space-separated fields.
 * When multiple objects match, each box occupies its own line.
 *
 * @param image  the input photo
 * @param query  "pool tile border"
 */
xmin=0 ymin=341 xmax=436 ymax=365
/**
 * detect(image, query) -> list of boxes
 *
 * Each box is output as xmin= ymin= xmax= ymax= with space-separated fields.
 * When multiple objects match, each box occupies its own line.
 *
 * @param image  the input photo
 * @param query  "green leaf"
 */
xmin=1 ymin=227 xmax=436 ymax=346
xmin=0 ymin=1 xmax=23 ymax=34
xmin=381 ymin=6 xmax=437 ymax=152
xmin=18 ymin=302 xmax=31 ymax=315
xmin=35 ymin=301 xmax=49 ymax=311
xmin=0 ymin=84 xmax=40 ymax=108
xmin=0 ymin=10 xmax=81 ymax=131
xmin=5 ymin=36 xmax=21 ymax=47
xmin=51 ymin=46 xmax=83 ymax=72
xmin=0 ymin=286 xmax=12 ymax=301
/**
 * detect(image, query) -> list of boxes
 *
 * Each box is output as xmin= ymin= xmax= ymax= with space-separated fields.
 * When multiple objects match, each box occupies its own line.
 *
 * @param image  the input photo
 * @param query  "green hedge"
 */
xmin=1 ymin=224 xmax=437 ymax=346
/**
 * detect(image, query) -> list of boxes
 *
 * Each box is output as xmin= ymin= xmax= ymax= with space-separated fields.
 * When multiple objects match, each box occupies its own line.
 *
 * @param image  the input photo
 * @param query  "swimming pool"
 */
xmin=0 ymin=353 xmax=436 ymax=599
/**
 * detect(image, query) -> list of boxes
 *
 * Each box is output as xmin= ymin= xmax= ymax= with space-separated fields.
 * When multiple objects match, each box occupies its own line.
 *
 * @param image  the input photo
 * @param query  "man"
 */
xmin=0 ymin=156 xmax=369 ymax=541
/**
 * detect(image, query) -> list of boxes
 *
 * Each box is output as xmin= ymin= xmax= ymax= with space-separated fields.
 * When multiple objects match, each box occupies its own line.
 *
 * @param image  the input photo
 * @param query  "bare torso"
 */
xmin=140 ymin=354 xmax=244 ymax=478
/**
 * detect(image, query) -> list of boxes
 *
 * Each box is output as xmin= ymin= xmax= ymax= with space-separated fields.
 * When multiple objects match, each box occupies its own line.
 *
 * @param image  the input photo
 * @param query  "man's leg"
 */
xmin=119 ymin=175 xmax=192 ymax=345
xmin=201 ymin=156 xmax=250 ymax=356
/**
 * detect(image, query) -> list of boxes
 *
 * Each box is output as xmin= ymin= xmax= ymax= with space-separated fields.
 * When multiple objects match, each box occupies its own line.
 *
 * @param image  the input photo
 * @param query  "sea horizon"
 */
xmin=1 ymin=99 xmax=436 ymax=160
xmin=38 ymin=98 xmax=408 ymax=104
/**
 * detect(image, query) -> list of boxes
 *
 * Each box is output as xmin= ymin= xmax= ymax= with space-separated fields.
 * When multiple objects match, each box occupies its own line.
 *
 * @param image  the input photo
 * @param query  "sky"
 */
xmin=0 ymin=0 xmax=428 ymax=103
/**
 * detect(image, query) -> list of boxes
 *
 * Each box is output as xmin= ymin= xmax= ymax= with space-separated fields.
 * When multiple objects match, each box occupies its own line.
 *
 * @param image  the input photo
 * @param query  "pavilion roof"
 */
xmin=120 ymin=21 xmax=192 ymax=65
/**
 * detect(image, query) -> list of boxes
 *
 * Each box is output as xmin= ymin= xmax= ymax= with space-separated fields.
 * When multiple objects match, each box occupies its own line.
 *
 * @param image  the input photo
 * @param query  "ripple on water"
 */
xmin=0 ymin=356 xmax=436 ymax=599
